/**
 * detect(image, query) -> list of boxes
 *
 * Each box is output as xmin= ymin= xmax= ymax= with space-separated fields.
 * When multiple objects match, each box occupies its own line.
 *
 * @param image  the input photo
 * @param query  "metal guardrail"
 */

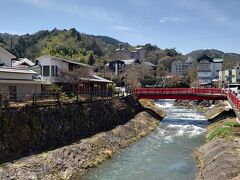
xmin=0 ymin=91 xmax=125 ymax=108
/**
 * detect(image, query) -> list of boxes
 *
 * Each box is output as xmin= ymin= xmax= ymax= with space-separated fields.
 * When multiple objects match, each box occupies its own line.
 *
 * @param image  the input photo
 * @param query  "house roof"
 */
xmin=90 ymin=74 xmax=112 ymax=83
xmin=213 ymin=58 xmax=223 ymax=63
xmin=12 ymin=58 xmax=35 ymax=67
xmin=143 ymin=62 xmax=157 ymax=67
xmin=197 ymin=54 xmax=213 ymax=62
xmin=0 ymin=67 xmax=37 ymax=74
xmin=37 ymin=55 xmax=92 ymax=68
xmin=0 ymin=47 xmax=16 ymax=59
xmin=121 ymin=59 xmax=136 ymax=65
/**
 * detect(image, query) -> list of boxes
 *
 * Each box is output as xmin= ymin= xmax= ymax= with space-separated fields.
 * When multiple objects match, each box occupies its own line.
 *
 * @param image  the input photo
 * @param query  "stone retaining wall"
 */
xmin=0 ymin=96 xmax=142 ymax=163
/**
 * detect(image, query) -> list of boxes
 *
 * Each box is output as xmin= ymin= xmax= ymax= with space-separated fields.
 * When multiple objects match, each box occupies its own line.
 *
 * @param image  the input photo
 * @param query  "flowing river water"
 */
xmin=81 ymin=100 xmax=208 ymax=180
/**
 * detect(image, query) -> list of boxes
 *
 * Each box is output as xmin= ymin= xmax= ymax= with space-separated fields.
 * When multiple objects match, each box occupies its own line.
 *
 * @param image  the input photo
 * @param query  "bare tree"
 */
xmin=60 ymin=66 xmax=92 ymax=92
xmin=124 ymin=65 xmax=151 ymax=89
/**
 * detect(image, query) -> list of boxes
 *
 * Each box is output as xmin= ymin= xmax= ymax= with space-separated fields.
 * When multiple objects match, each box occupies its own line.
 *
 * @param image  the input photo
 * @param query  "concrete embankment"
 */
xmin=0 ymin=98 xmax=165 ymax=179
xmin=194 ymin=102 xmax=240 ymax=180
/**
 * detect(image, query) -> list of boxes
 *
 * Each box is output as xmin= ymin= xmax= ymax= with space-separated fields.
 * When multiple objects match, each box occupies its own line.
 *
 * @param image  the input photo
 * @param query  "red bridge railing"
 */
xmin=228 ymin=91 xmax=240 ymax=110
xmin=134 ymin=87 xmax=240 ymax=113
xmin=134 ymin=88 xmax=225 ymax=95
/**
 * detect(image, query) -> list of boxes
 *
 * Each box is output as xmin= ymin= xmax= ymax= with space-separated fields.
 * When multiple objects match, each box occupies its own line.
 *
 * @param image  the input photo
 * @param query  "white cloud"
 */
xmin=111 ymin=25 xmax=133 ymax=32
xmin=159 ymin=17 xmax=186 ymax=23
xmin=19 ymin=0 xmax=122 ymax=23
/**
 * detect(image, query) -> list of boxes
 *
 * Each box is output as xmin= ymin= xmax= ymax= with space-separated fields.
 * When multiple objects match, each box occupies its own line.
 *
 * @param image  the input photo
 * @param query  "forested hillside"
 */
xmin=0 ymin=28 xmax=120 ymax=65
xmin=0 ymin=28 xmax=239 ymax=68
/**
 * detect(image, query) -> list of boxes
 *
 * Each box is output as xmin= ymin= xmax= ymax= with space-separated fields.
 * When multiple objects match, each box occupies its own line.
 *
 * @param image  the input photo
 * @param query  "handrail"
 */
xmin=227 ymin=91 xmax=240 ymax=110
xmin=134 ymin=87 xmax=240 ymax=111
xmin=134 ymin=88 xmax=225 ymax=95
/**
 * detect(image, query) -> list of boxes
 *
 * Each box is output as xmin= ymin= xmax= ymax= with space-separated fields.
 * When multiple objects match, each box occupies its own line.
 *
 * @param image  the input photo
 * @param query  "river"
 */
xmin=81 ymin=100 xmax=208 ymax=180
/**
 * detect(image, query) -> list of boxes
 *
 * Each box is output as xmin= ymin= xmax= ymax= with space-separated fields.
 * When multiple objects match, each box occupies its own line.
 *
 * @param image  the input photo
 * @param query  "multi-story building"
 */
xmin=219 ymin=70 xmax=231 ymax=87
xmin=115 ymin=43 xmax=145 ymax=62
xmin=232 ymin=63 xmax=240 ymax=84
xmin=171 ymin=60 xmax=184 ymax=76
xmin=105 ymin=59 xmax=157 ymax=76
xmin=37 ymin=55 xmax=112 ymax=92
xmin=171 ymin=56 xmax=193 ymax=77
xmin=197 ymin=55 xmax=223 ymax=86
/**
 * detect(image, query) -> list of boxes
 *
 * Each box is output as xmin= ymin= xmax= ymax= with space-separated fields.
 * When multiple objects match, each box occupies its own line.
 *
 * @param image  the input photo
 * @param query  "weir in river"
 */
xmin=81 ymin=100 xmax=208 ymax=180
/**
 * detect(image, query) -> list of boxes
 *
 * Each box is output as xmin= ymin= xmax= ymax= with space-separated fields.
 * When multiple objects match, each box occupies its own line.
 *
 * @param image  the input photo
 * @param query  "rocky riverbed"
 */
xmin=0 ymin=107 xmax=164 ymax=180
xmin=194 ymin=103 xmax=240 ymax=180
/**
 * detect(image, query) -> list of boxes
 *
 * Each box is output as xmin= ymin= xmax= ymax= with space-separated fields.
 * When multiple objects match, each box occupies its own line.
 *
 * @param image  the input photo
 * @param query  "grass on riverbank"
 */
xmin=206 ymin=118 xmax=240 ymax=142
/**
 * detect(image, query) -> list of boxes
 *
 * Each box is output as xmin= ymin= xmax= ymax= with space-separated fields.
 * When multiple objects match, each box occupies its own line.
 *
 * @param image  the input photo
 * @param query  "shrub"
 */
xmin=48 ymin=84 xmax=62 ymax=94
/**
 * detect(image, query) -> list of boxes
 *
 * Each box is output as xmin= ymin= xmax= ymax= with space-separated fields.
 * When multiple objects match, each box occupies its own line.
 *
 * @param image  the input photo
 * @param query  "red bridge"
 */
xmin=134 ymin=88 xmax=227 ymax=100
xmin=134 ymin=88 xmax=240 ymax=120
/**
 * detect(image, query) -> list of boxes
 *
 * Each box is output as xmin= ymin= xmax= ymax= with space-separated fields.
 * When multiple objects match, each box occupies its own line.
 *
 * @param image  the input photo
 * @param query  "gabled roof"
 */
xmin=37 ymin=55 xmax=92 ymax=68
xmin=0 ymin=47 xmax=16 ymax=59
xmin=90 ymin=74 xmax=112 ymax=83
xmin=197 ymin=54 xmax=213 ymax=62
xmin=12 ymin=58 xmax=35 ymax=67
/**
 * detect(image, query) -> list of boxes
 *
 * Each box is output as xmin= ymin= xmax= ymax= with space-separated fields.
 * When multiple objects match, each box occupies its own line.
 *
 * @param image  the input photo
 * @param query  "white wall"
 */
xmin=0 ymin=71 xmax=32 ymax=80
xmin=39 ymin=56 xmax=93 ymax=83
xmin=211 ymin=63 xmax=222 ymax=79
xmin=0 ymin=83 xmax=41 ymax=99
xmin=0 ymin=48 xmax=15 ymax=67
xmin=232 ymin=69 xmax=240 ymax=83
xmin=39 ymin=56 xmax=67 ymax=83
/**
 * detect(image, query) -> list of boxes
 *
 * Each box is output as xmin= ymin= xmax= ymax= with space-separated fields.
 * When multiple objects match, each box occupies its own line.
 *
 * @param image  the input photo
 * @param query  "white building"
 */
xmin=232 ymin=63 xmax=240 ymax=84
xmin=171 ymin=60 xmax=184 ymax=76
xmin=0 ymin=47 xmax=16 ymax=67
xmin=115 ymin=43 xmax=145 ymax=62
xmin=171 ymin=56 xmax=193 ymax=77
xmin=0 ymin=47 xmax=42 ymax=99
xmin=0 ymin=67 xmax=42 ymax=99
xmin=37 ymin=55 xmax=112 ymax=92
xmin=197 ymin=55 xmax=223 ymax=86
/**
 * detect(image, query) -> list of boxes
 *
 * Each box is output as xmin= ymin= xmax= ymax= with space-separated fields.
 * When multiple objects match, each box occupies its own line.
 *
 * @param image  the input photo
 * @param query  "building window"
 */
xmin=55 ymin=66 xmax=58 ymax=77
xmin=43 ymin=65 xmax=50 ymax=76
xmin=51 ymin=66 xmax=55 ymax=77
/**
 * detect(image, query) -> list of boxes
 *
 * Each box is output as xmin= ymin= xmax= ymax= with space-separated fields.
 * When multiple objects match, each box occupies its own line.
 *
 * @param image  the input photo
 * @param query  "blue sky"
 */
xmin=0 ymin=0 xmax=240 ymax=54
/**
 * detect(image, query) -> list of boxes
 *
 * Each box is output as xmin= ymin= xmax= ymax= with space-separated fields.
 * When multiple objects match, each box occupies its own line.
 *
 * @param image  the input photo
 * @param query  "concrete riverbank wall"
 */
xmin=194 ymin=103 xmax=240 ymax=180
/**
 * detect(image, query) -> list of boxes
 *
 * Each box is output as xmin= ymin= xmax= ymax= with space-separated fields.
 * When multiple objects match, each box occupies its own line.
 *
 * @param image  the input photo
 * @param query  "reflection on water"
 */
xmin=81 ymin=100 xmax=207 ymax=180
